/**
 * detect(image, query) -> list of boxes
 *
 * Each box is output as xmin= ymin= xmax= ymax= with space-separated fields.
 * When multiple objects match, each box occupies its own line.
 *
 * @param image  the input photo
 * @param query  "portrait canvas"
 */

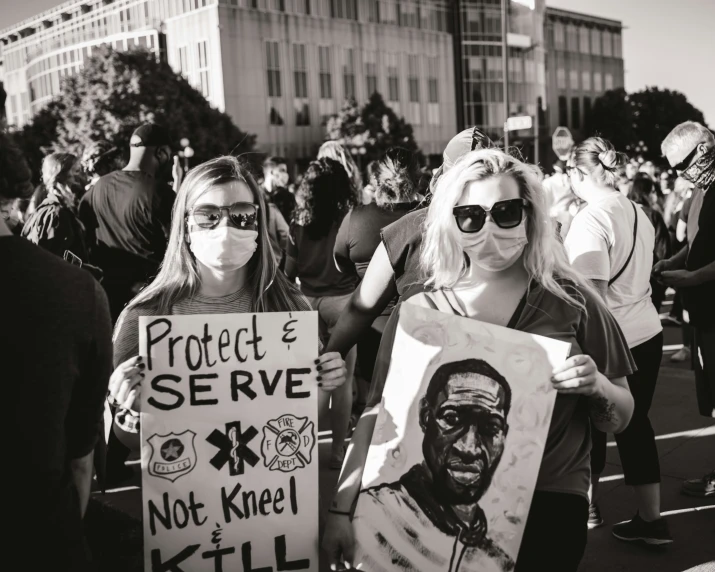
xmin=352 ymin=301 xmax=571 ymax=572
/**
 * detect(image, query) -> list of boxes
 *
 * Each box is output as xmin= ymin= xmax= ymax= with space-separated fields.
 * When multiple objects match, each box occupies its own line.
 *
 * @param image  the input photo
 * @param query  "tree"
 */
xmin=586 ymin=86 xmax=708 ymax=166
xmin=13 ymin=45 xmax=254 ymax=180
xmin=11 ymin=101 xmax=63 ymax=184
xmin=325 ymin=93 xmax=422 ymax=166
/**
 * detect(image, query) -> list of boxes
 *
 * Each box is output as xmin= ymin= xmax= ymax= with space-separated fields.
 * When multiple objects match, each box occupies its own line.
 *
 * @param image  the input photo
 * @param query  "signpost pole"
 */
xmin=501 ymin=0 xmax=510 ymax=150
xmin=534 ymin=100 xmax=539 ymax=165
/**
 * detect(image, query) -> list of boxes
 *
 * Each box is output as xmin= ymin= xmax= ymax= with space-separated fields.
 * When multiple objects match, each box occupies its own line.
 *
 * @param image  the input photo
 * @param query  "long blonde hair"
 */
xmin=125 ymin=156 xmax=310 ymax=315
xmin=317 ymin=141 xmax=362 ymax=199
xmin=421 ymin=149 xmax=597 ymax=310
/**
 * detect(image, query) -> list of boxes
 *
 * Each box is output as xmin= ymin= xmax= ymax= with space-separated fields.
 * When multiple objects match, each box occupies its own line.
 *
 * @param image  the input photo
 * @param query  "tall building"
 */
xmin=0 ymin=0 xmax=456 ymax=163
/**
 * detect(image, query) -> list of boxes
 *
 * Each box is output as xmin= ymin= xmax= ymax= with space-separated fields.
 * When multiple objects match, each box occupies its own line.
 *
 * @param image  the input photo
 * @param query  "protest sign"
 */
xmin=139 ymin=311 xmax=319 ymax=572
xmin=353 ymin=300 xmax=570 ymax=572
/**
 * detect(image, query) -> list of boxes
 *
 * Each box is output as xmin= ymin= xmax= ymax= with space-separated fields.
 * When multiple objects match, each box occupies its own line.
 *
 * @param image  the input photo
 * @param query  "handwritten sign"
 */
xmin=139 ymin=311 xmax=319 ymax=572
xmin=353 ymin=301 xmax=570 ymax=571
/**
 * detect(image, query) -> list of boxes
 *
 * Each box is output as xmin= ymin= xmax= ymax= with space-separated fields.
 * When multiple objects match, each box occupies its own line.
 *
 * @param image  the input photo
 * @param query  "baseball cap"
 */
xmin=429 ymin=126 xmax=494 ymax=194
xmin=130 ymin=123 xmax=171 ymax=148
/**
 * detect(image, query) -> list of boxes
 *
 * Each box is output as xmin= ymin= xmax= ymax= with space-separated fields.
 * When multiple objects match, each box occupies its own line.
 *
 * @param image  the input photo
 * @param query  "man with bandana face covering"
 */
xmin=654 ymin=121 xmax=715 ymax=498
xmin=354 ymin=359 xmax=515 ymax=572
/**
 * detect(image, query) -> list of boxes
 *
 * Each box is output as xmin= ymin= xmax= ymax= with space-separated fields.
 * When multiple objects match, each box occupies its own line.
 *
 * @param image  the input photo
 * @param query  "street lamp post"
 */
xmin=180 ymin=137 xmax=194 ymax=173
xmin=501 ymin=0 xmax=510 ymax=150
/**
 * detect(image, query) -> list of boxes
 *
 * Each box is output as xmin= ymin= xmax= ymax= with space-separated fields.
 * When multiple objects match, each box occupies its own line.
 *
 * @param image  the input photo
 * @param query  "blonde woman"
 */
xmin=318 ymin=141 xmax=363 ymax=202
xmin=323 ymin=149 xmax=635 ymax=572
xmin=107 ymin=156 xmax=348 ymax=451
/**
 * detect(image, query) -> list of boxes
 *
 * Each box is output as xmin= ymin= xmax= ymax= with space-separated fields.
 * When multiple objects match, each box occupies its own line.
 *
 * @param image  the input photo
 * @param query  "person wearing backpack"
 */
xmin=564 ymin=138 xmax=669 ymax=545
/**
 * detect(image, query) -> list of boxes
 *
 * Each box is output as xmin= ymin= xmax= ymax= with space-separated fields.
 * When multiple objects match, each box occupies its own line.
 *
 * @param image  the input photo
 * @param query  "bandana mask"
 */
xmin=681 ymin=147 xmax=715 ymax=190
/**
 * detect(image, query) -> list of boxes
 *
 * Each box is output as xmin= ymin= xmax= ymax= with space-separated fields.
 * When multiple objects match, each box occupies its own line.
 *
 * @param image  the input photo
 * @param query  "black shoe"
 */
xmin=612 ymin=513 xmax=673 ymax=545
xmin=587 ymin=503 xmax=604 ymax=529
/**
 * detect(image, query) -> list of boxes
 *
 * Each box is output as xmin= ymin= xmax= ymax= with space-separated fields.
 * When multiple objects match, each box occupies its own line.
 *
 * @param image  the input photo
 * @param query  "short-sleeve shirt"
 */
xmin=366 ymin=281 xmax=636 ymax=500
xmin=684 ymin=183 xmax=715 ymax=328
xmin=380 ymin=207 xmax=427 ymax=298
xmin=564 ymin=193 xmax=661 ymax=348
xmin=335 ymin=202 xmax=421 ymax=278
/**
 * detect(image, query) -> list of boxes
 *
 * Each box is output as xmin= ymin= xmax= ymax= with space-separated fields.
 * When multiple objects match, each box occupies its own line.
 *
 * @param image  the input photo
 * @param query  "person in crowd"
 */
xmin=286 ymin=158 xmax=359 ymax=469
xmin=81 ymin=141 xmax=119 ymax=192
xmin=655 ymin=121 xmax=715 ymax=498
xmin=317 ymin=141 xmax=363 ymax=203
xmin=323 ymin=148 xmax=635 ymax=572
xmin=628 ymin=173 xmax=673 ymax=311
xmin=322 ymin=127 xmax=493 ymax=364
xmin=542 ymin=164 xmax=582 ymax=240
xmin=79 ymin=123 xmax=181 ymax=322
xmin=639 ymin=160 xmax=657 ymax=182
xmin=21 ymin=152 xmax=89 ymax=262
xmin=334 ymin=147 xmax=422 ymax=402
xmin=108 ymin=156 xmax=348 ymax=449
xmin=262 ymin=155 xmax=296 ymax=224
xmin=563 ymin=138 xmax=669 ymax=544
xmin=1 ymin=132 xmax=113 ymax=570
xmin=625 ymin=161 xmax=638 ymax=181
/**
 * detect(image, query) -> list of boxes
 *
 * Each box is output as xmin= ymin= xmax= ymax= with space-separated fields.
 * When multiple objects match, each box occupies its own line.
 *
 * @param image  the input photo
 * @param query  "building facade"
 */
xmin=0 ymin=0 xmax=456 ymax=162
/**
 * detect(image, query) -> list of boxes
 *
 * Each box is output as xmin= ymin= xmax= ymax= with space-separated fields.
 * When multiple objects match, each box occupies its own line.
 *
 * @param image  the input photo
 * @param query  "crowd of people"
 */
xmin=1 ymin=117 xmax=713 ymax=571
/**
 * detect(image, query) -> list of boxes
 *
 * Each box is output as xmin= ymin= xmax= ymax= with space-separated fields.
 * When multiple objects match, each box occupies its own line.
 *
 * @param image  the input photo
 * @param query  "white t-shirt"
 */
xmin=564 ymin=192 xmax=662 ymax=348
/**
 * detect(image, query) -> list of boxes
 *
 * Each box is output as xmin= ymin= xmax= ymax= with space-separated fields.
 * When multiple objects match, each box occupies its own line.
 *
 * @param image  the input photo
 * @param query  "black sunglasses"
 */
xmin=453 ymin=199 xmax=528 ymax=234
xmin=671 ymin=146 xmax=700 ymax=173
xmin=187 ymin=202 xmax=259 ymax=229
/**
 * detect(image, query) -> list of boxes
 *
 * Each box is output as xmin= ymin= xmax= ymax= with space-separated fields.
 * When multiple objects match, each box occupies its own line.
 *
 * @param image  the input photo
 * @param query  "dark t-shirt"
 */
xmin=287 ymin=221 xmax=359 ymax=298
xmin=380 ymin=207 xmax=427 ymax=298
xmin=684 ymin=183 xmax=715 ymax=329
xmin=79 ymin=170 xmax=173 ymax=270
xmin=335 ymin=202 xmax=422 ymax=278
xmin=1 ymin=236 xmax=113 ymax=567
xmin=269 ymin=186 xmax=297 ymax=225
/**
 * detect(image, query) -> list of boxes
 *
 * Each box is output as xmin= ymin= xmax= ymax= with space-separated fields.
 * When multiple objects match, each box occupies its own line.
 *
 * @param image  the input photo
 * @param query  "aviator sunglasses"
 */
xmin=186 ymin=202 xmax=259 ymax=229
xmin=453 ymin=198 xmax=528 ymax=233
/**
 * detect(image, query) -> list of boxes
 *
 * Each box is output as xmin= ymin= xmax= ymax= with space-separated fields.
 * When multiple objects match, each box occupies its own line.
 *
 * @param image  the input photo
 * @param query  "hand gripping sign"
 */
xmin=140 ymin=311 xmax=319 ymax=572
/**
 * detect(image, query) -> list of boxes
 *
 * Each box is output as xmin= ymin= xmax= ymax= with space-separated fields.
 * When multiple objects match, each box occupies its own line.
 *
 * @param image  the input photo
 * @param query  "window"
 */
xmin=602 ymin=30 xmax=613 ymax=57
xmin=365 ymin=51 xmax=378 ymax=96
xmin=197 ymin=40 xmax=210 ymax=97
xmin=557 ymin=68 xmax=566 ymax=90
xmin=579 ymin=27 xmax=589 ymax=53
xmin=566 ymin=24 xmax=578 ymax=52
xmin=386 ymin=53 xmax=399 ymax=103
xmin=398 ymin=2 xmax=419 ymax=28
xmin=342 ymin=48 xmax=356 ymax=100
xmin=330 ymin=0 xmax=357 ymax=20
xmin=584 ymin=97 xmax=592 ymax=126
xmin=266 ymin=41 xmax=281 ymax=97
xmin=613 ymin=32 xmax=622 ymax=58
xmin=553 ymin=22 xmax=565 ymax=50
xmin=427 ymin=56 xmax=439 ymax=103
xmin=408 ymin=55 xmax=419 ymax=103
xmin=319 ymin=46 xmax=332 ymax=100
xmin=178 ymin=46 xmax=188 ymax=76
xmin=605 ymin=73 xmax=614 ymax=91
xmin=590 ymin=29 xmax=601 ymax=55
xmin=367 ymin=0 xmax=379 ymax=23
xmin=569 ymin=70 xmax=579 ymax=91
xmin=593 ymin=71 xmax=602 ymax=92
xmin=558 ymin=96 xmax=568 ymax=126
xmin=293 ymin=44 xmax=308 ymax=98
xmin=582 ymin=71 xmax=591 ymax=92
xmin=571 ymin=97 xmax=581 ymax=129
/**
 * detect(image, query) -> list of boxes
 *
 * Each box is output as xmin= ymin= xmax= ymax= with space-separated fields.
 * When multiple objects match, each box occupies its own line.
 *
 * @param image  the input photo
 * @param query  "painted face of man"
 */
xmin=420 ymin=373 xmax=509 ymax=505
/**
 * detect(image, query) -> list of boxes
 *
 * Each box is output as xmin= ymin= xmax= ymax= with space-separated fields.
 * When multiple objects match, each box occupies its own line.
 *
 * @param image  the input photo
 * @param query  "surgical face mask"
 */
xmin=460 ymin=221 xmax=528 ymax=272
xmin=189 ymin=226 xmax=258 ymax=272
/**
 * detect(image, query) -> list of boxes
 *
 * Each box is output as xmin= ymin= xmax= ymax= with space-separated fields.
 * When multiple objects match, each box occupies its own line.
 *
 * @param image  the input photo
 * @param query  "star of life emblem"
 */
xmin=260 ymin=414 xmax=316 ymax=473
xmin=147 ymin=430 xmax=197 ymax=482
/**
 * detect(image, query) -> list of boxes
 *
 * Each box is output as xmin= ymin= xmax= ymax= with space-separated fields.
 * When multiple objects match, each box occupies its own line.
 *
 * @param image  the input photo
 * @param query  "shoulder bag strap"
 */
xmin=608 ymin=200 xmax=638 ymax=287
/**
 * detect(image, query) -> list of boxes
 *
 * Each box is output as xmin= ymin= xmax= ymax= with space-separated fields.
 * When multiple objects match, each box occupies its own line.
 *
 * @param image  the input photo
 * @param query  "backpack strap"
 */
xmin=608 ymin=200 xmax=638 ymax=287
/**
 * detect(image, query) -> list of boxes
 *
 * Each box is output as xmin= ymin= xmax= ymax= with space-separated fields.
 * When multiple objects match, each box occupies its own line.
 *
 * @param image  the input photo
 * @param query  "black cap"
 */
xmin=130 ymin=123 xmax=171 ymax=148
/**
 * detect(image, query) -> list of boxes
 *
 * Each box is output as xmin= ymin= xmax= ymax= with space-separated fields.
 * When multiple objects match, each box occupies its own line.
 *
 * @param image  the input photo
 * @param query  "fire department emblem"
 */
xmin=260 ymin=414 xmax=316 ymax=473
xmin=147 ymin=430 xmax=197 ymax=482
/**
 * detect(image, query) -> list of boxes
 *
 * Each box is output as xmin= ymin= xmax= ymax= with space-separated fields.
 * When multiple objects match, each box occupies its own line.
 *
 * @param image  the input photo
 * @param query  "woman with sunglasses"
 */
xmin=107 ymin=156 xmax=348 ymax=450
xmin=323 ymin=149 xmax=635 ymax=572
xmin=563 ymin=138 xmax=669 ymax=544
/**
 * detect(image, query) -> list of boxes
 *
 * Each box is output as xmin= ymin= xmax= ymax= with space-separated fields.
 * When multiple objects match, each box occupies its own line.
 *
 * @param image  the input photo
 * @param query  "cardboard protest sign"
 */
xmin=353 ymin=301 xmax=570 ymax=572
xmin=139 ymin=311 xmax=319 ymax=572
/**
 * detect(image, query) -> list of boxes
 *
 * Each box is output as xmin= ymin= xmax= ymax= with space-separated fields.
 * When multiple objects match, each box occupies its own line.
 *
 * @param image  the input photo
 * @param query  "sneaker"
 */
xmin=612 ymin=513 xmax=673 ymax=545
xmin=681 ymin=470 xmax=715 ymax=497
xmin=587 ymin=503 xmax=604 ymax=529
xmin=670 ymin=347 xmax=691 ymax=363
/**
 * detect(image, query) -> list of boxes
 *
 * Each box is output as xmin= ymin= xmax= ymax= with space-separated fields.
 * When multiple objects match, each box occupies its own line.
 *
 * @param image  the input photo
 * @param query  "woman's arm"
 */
xmin=325 ymin=242 xmax=397 ymax=358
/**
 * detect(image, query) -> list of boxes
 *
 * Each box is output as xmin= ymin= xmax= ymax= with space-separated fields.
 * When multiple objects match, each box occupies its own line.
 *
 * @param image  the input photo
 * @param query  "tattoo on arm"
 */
xmin=589 ymin=396 xmax=617 ymax=424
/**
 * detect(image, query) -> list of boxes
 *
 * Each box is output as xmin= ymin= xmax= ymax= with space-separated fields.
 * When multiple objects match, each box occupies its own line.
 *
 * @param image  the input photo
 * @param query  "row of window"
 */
xmin=265 ymin=42 xmax=441 ymax=105
xmin=556 ymin=68 xmax=615 ymax=93
xmin=551 ymin=21 xmax=622 ymax=58
xmin=558 ymin=95 xmax=593 ymax=131
xmin=177 ymin=40 xmax=211 ymax=98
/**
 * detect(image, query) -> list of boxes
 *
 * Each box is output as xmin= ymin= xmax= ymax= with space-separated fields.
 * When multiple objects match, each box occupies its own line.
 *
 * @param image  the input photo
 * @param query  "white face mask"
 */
xmin=460 ymin=221 xmax=528 ymax=272
xmin=189 ymin=226 xmax=258 ymax=272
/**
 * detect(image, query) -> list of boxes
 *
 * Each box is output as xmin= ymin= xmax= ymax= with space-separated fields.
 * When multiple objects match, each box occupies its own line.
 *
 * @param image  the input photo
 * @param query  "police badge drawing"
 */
xmin=139 ymin=311 xmax=319 ymax=572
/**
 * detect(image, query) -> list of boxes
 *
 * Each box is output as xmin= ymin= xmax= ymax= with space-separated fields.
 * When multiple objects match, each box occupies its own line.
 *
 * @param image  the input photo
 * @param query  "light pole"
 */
xmin=180 ymin=137 xmax=194 ymax=173
xmin=501 ymin=0 xmax=510 ymax=150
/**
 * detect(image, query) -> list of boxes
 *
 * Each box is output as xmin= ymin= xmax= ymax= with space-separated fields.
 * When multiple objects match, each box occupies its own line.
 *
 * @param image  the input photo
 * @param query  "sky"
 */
xmin=1 ymin=0 xmax=714 ymax=125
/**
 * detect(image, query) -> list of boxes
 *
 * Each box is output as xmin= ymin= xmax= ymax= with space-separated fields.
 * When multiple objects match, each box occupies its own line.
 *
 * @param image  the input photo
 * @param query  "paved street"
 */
xmin=92 ymin=311 xmax=715 ymax=572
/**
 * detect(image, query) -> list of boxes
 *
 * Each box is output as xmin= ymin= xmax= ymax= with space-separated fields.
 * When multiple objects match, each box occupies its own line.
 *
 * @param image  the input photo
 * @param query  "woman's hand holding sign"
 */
xmin=315 ymin=352 xmax=348 ymax=391
xmin=550 ymin=354 xmax=604 ymax=396
xmin=108 ymin=355 xmax=145 ymax=412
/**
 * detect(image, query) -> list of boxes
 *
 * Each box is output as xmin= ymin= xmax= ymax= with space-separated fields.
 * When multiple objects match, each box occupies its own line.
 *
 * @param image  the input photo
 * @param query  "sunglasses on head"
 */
xmin=453 ymin=198 xmax=528 ymax=233
xmin=187 ymin=202 xmax=259 ymax=229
